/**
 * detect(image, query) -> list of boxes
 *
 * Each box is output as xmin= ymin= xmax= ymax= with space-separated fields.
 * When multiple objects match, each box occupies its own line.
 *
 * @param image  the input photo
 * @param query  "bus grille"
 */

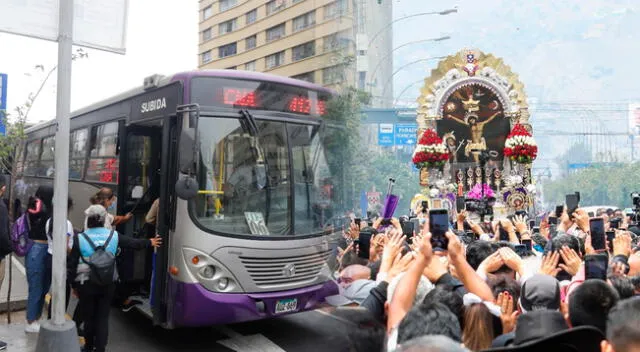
xmin=239 ymin=250 xmax=331 ymax=288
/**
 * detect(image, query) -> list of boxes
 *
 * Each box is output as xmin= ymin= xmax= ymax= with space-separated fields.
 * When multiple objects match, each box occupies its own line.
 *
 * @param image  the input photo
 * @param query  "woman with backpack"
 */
xmin=68 ymin=204 xmax=162 ymax=352
xmin=24 ymin=185 xmax=54 ymax=333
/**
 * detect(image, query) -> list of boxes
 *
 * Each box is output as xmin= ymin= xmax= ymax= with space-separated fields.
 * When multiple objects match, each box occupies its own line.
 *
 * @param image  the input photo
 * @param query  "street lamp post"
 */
xmin=380 ymin=56 xmax=447 ymax=99
xmin=366 ymin=9 xmax=458 ymax=49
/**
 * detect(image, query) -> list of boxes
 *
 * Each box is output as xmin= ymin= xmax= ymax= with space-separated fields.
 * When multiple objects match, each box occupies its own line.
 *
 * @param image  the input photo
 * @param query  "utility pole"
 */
xmin=36 ymin=0 xmax=80 ymax=349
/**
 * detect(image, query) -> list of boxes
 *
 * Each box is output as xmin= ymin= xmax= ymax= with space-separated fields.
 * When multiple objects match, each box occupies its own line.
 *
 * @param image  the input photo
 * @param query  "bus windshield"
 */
xmin=192 ymin=116 xmax=344 ymax=237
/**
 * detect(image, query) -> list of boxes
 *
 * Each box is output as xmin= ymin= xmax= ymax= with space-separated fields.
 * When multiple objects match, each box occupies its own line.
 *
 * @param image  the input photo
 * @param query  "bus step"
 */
xmin=130 ymin=295 xmax=153 ymax=319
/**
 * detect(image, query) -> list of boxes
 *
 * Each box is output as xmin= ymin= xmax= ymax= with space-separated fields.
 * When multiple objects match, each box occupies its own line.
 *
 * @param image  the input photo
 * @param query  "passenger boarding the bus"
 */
xmin=84 ymin=188 xmax=132 ymax=230
xmin=69 ymin=205 xmax=162 ymax=352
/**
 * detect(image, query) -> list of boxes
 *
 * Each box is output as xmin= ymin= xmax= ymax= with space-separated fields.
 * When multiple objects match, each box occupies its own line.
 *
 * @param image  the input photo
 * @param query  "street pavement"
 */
xmin=0 ymin=305 xmax=380 ymax=351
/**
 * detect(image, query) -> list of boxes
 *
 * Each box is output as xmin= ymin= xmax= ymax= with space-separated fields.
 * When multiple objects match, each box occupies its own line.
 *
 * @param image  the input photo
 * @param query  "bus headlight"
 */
xmin=182 ymin=247 xmax=242 ymax=293
xmin=217 ymin=278 xmax=229 ymax=290
xmin=200 ymin=265 xmax=215 ymax=279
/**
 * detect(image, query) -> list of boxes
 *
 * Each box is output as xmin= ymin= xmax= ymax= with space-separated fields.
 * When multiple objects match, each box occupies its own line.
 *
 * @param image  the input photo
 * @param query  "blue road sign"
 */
xmin=394 ymin=123 xmax=418 ymax=146
xmin=0 ymin=73 xmax=6 ymax=136
xmin=378 ymin=123 xmax=394 ymax=146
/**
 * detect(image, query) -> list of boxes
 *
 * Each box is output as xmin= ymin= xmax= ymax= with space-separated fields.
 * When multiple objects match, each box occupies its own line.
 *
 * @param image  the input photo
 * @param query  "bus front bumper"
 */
xmin=168 ymin=277 xmax=339 ymax=327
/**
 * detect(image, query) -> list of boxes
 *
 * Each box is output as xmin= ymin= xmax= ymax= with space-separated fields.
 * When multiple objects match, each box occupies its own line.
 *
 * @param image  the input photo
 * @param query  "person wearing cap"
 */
xmin=68 ymin=205 xmax=162 ymax=352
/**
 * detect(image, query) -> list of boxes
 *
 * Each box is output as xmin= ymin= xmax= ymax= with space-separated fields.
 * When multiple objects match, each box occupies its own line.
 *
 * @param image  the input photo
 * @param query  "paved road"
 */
xmin=107 ymin=306 xmax=380 ymax=352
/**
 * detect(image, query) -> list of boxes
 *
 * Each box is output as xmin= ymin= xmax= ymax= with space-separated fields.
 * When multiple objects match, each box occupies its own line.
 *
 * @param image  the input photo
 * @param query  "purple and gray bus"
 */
xmin=18 ymin=70 xmax=346 ymax=328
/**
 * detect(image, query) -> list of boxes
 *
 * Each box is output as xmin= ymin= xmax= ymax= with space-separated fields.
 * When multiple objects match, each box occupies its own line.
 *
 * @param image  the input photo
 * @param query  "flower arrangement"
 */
xmin=466 ymin=183 xmax=495 ymax=200
xmin=412 ymin=129 xmax=450 ymax=169
xmin=504 ymin=124 xmax=537 ymax=164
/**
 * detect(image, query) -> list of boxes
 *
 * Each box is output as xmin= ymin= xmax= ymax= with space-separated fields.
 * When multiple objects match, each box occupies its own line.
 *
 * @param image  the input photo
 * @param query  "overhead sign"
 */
xmin=0 ymin=0 xmax=128 ymax=54
xmin=378 ymin=123 xmax=394 ymax=146
xmin=0 ymin=74 xmax=6 ymax=136
xmin=394 ymin=123 xmax=417 ymax=145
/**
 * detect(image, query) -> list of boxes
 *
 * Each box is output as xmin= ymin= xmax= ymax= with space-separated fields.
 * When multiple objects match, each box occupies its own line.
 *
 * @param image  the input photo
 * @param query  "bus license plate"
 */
xmin=275 ymin=298 xmax=297 ymax=314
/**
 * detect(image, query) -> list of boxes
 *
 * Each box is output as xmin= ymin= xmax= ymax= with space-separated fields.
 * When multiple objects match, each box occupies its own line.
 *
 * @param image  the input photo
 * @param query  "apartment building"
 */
xmin=198 ymin=0 xmax=392 ymax=100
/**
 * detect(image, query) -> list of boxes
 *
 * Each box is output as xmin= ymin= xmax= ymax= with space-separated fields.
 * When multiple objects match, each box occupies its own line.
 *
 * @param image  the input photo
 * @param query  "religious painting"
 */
xmin=436 ymin=83 xmax=510 ymax=166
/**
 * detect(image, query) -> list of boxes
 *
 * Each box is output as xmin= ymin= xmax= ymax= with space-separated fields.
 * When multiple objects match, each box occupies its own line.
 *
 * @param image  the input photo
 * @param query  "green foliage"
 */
xmin=543 ymin=162 xmax=640 ymax=208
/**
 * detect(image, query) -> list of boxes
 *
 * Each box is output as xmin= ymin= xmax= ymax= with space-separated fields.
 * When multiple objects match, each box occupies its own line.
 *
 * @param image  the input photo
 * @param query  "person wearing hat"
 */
xmin=68 ymin=205 xmax=162 ymax=352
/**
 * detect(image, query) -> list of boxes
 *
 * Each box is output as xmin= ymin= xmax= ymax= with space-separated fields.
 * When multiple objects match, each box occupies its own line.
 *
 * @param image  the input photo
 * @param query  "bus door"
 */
xmin=117 ymin=121 xmax=163 ymax=309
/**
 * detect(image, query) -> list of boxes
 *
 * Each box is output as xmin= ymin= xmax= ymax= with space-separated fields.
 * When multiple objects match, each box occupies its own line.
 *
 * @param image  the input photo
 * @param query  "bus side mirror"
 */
xmin=178 ymin=129 xmax=197 ymax=174
xmin=175 ymin=174 xmax=198 ymax=200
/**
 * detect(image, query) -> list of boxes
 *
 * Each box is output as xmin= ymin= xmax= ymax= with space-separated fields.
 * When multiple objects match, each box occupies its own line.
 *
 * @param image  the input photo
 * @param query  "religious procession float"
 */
xmin=410 ymin=49 xmax=538 ymax=220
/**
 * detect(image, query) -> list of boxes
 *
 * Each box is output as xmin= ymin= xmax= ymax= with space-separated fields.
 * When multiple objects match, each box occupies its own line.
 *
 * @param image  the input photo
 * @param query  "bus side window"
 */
xmin=24 ymin=140 xmax=41 ymax=176
xmin=86 ymin=122 xmax=120 ymax=184
xmin=69 ymin=129 xmax=88 ymax=180
xmin=38 ymin=136 xmax=55 ymax=177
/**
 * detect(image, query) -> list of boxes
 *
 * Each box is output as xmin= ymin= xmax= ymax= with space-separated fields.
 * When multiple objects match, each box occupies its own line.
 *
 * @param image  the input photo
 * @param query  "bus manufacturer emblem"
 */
xmin=283 ymin=263 xmax=296 ymax=278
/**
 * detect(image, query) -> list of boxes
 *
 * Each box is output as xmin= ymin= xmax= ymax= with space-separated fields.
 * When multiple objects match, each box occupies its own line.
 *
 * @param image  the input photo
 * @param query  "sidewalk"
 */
xmin=0 ymin=310 xmax=37 ymax=352
xmin=0 ymin=255 xmax=29 ymax=313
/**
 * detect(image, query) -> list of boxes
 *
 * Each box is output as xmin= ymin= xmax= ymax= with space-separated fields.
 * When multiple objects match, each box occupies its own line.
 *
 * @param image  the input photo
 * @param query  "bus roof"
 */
xmin=25 ymin=69 xmax=334 ymax=133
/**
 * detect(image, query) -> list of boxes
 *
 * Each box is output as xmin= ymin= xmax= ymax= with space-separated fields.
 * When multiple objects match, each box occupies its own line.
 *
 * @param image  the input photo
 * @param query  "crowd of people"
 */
xmin=329 ymin=203 xmax=640 ymax=352
xmin=0 ymin=180 xmax=161 ymax=352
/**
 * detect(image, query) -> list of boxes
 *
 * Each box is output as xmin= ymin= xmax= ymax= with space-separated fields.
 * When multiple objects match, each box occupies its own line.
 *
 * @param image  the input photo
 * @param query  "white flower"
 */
xmin=429 ymin=188 xmax=440 ymax=197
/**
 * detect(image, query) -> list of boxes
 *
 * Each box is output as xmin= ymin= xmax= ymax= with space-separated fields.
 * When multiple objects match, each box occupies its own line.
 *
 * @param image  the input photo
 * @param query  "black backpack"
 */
xmin=80 ymin=230 xmax=117 ymax=286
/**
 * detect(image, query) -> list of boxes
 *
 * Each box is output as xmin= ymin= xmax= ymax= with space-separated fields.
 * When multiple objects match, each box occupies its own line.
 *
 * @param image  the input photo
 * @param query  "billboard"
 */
xmin=0 ymin=0 xmax=128 ymax=54
xmin=378 ymin=123 xmax=394 ymax=146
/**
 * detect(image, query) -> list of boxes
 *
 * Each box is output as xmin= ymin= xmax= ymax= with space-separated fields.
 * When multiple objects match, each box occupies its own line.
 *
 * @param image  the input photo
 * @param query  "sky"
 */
xmin=0 ymin=0 xmax=198 ymax=124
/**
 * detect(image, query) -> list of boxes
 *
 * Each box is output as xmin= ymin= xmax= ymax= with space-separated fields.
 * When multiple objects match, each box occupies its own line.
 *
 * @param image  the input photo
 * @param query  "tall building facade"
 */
xmin=198 ymin=0 xmax=392 ymax=98
xmin=198 ymin=0 xmax=356 ymax=89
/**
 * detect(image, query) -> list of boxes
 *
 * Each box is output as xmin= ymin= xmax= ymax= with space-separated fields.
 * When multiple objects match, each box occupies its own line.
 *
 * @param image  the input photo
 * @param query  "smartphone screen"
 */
xmin=357 ymin=232 xmax=373 ymax=259
xmin=499 ymin=223 xmax=509 ymax=241
xmin=590 ymin=218 xmax=606 ymax=251
xmin=402 ymin=221 xmax=415 ymax=239
xmin=421 ymin=201 xmax=428 ymax=213
xmin=410 ymin=218 xmax=421 ymax=240
xmin=532 ymin=226 xmax=540 ymax=234
xmin=555 ymin=205 xmax=564 ymax=218
xmin=585 ymin=254 xmax=608 ymax=280
xmin=549 ymin=217 xmax=558 ymax=225
xmin=606 ymin=230 xmax=615 ymax=250
xmin=456 ymin=197 xmax=466 ymax=213
xmin=566 ymin=194 xmax=579 ymax=216
xmin=514 ymin=244 xmax=527 ymax=257
xmin=429 ymin=209 xmax=449 ymax=250
xmin=354 ymin=218 xmax=361 ymax=228
xmin=522 ymin=239 xmax=533 ymax=251
xmin=610 ymin=219 xmax=620 ymax=229
xmin=529 ymin=219 xmax=536 ymax=229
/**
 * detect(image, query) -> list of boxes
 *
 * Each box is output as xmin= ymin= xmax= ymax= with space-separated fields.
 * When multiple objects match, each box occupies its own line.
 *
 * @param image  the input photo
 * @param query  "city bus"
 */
xmin=15 ymin=70 xmax=347 ymax=328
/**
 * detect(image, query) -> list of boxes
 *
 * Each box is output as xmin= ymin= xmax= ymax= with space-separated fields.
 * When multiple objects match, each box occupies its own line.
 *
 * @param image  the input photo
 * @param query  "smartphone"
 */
xmin=354 ymin=218 xmax=361 ymax=228
xmin=357 ymin=231 xmax=373 ymax=259
xmin=555 ymin=205 xmax=564 ymax=218
xmin=532 ymin=226 xmax=540 ymax=234
xmin=575 ymin=192 xmax=581 ymax=203
xmin=514 ymin=244 xmax=528 ymax=257
xmin=549 ymin=217 xmax=558 ymax=225
xmin=529 ymin=219 xmax=536 ymax=229
xmin=522 ymin=239 xmax=533 ymax=251
xmin=499 ymin=224 xmax=509 ymax=241
xmin=585 ymin=254 xmax=608 ymax=280
xmin=429 ymin=209 xmax=449 ymax=250
xmin=402 ymin=221 xmax=415 ymax=239
xmin=409 ymin=218 xmax=421 ymax=241
xmin=589 ymin=218 xmax=606 ymax=251
xmin=456 ymin=197 xmax=466 ymax=213
xmin=566 ymin=194 xmax=579 ymax=217
xmin=610 ymin=218 xmax=621 ymax=230
xmin=421 ymin=201 xmax=428 ymax=214
xmin=606 ymin=230 xmax=615 ymax=250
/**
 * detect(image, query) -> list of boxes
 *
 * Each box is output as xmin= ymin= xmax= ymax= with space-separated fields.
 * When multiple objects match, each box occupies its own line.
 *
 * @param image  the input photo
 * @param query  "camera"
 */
xmin=465 ymin=196 xmax=496 ymax=221
xmin=632 ymin=193 xmax=640 ymax=208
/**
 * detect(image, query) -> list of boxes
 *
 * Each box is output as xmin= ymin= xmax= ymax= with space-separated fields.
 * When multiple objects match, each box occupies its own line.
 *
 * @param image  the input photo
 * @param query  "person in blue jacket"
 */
xmin=68 ymin=204 xmax=162 ymax=352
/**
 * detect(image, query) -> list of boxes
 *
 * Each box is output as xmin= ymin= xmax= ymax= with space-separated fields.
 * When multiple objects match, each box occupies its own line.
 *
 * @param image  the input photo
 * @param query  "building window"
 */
xmin=246 ymin=9 xmax=258 ymax=24
xmin=266 ymin=0 xmax=286 ymax=15
xmin=202 ymin=27 xmax=212 ymax=41
xmin=292 ymin=41 xmax=315 ymax=62
xmin=292 ymin=71 xmax=315 ymax=83
xmin=358 ymin=71 xmax=366 ymax=90
xmin=218 ymin=43 xmax=237 ymax=58
xmin=323 ymin=65 xmax=344 ymax=84
xmin=292 ymin=11 xmax=315 ymax=32
xmin=323 ymin=0 xmax=347 ymax=20
xmin=245 ymin=35 xmax=257 ymax=50
xmin=323 ymin=32 xmax=350 ymax=52
xmin=219 ymin=0 xmax=237 ymax=12
xmin=219 ymin=18 xmax=237 ymax=35
xmin=202 ymin=50 xmax=212 ymax=64
xmin=266 ymin=23 xmax=285 ymax=42
xmin=245 ymin=61 xmax=257 ymax=71
xmin=203 ymin=5 xmax=213 ymax=20
xmin=266 ymin=51 xmax=285 ymax=69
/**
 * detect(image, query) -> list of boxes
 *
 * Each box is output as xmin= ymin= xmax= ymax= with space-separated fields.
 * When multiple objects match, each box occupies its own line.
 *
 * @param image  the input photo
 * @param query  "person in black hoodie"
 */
xmin=0 ymin=176 xmax=12 ymax=350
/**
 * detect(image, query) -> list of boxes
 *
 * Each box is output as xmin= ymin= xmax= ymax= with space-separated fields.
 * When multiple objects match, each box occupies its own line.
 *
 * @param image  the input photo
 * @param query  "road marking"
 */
xmin=215 ymin=326 xmax=286 ymax=352
xmin=11 ymin=255 xmax=26 ymax=276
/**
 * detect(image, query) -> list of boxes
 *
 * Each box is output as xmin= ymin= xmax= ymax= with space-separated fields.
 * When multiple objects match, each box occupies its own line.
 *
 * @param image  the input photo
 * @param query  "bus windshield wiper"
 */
xmin=239 ymin=109 xmax=271 ymax=224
